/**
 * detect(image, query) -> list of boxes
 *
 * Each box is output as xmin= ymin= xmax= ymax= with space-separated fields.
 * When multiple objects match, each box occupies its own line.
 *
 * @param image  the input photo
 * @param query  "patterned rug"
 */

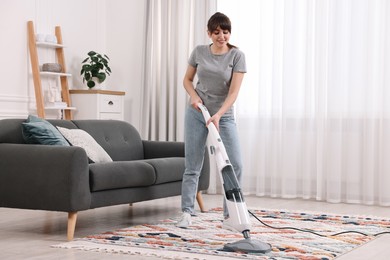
xmin=53 ymin=208 xmax=390 ymax=259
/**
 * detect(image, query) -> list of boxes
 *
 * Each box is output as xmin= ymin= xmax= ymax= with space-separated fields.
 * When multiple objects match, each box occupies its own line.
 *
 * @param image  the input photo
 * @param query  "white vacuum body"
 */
xmin=197 ymin=103 xmax=271 ymax=254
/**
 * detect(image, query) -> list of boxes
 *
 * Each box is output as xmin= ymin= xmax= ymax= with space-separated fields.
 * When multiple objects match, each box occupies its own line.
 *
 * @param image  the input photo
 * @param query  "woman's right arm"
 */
xmin=183 ymin=65 xmax=202 ymax=111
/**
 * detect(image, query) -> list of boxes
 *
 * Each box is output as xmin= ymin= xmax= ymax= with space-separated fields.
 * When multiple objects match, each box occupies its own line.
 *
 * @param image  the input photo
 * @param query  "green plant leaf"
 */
xmin=96 ymin=73 xmax=106 ymax=82
xmin=87 ymin=80 xmax=95 ymax=88
xmin=91 ymin=68 xmax=99 ymax=75
xmin=82 ymin=64 xmax=91 ymax=71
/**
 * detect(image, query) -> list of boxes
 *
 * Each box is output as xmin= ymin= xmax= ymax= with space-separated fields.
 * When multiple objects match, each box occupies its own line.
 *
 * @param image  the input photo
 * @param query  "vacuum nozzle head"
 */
xmin=223 ymin=238 xmax=272 ymax=254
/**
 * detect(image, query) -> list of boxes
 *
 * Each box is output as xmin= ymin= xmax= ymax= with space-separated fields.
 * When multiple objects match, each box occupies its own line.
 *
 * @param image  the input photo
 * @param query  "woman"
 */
xmin=177 ymin=12 xmax=247 ymax=229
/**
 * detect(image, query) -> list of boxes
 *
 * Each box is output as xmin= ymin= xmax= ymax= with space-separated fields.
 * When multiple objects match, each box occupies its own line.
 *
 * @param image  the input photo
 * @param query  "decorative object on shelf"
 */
xmin=35 ymin=34 xmax=57 ymax=43
xmin=46 ymin=79 xmax=62 ymax=106
xmin=42 ymin=63 xmax=62 ymax=73
xmin=80 ymin=51 xmax=111 ymax=89
xmin=45 ymin=34 xmax=57 ymax=43
xmin=36 ymin=34 xmax=46 ymax=42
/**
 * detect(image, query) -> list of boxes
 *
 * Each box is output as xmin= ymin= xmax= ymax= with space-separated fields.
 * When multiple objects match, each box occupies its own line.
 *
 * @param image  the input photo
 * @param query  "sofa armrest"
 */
xmin=0 ymin=143 xmax=91 ymax=212
xmin=142 ymin=140 xmax=185 ymax=159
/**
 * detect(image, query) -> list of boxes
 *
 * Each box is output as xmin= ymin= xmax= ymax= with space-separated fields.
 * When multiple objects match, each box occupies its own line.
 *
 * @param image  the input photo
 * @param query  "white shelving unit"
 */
xmin=27 ymin=21 xmax=74 ymax=119
xmin=40 ymin=71 xmax=73 ymax=77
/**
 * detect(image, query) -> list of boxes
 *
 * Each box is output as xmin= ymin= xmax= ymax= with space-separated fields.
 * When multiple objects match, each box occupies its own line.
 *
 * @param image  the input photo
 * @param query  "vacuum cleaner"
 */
xmin=197 ymin=103 xmax=272 ymax=254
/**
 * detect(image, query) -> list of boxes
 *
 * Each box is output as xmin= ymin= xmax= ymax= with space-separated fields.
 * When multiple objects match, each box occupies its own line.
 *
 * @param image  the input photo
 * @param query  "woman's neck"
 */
xmin=210 ymin=44 xmax=229 ymax=55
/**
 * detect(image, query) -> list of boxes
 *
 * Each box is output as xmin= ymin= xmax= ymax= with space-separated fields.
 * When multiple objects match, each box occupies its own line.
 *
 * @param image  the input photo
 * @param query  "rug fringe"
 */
xmin=247 ymin=207 xmax=389 ymax=220
xmin=52 ymin=240 xmax=251 ymax=260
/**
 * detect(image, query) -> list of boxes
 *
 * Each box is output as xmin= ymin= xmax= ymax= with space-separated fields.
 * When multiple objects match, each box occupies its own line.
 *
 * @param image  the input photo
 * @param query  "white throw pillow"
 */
xmin=57 ymin=127 xmax=113 ymax=163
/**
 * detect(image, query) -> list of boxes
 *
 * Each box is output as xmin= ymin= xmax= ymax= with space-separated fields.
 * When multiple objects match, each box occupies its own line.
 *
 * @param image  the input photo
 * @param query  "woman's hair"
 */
xmin=207 ymin=12 xmax=231 ymax=33
xmin=207 ymin=12 xmax=236 ymax=49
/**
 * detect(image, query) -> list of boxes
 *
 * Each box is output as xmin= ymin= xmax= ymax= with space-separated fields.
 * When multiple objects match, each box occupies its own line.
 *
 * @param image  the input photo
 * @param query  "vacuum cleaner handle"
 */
xmin=197 ymin=103 xmax=220 ymax=145
xmin=197 ymin=103 xmax=211 ymax=121
xmin=197 ymin=103 xmax=231 ymax=170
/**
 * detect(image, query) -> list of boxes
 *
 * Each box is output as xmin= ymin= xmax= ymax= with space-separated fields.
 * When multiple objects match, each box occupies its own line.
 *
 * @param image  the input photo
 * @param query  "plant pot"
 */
xmin=87 ymin=78 xmax=106 ymax=90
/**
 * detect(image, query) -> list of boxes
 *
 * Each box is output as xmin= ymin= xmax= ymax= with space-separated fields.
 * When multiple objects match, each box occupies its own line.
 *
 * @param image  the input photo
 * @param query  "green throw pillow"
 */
xmin=22 ymin=115 xmax=70 ymax=146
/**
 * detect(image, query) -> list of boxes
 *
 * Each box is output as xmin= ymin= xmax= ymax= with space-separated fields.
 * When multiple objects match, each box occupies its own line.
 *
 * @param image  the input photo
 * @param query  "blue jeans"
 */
xmin=181 ymin=106 xmax=243 ymax=217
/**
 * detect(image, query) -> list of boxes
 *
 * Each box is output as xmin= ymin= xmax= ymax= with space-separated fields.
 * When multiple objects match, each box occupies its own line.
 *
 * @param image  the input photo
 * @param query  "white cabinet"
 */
xmin=69 ymin=90 xmax=125 ymax=120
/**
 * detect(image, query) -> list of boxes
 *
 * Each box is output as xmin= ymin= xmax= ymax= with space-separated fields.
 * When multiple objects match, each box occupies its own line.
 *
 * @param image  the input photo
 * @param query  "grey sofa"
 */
xmin=0 ymin=119 xmax=209 ymax=240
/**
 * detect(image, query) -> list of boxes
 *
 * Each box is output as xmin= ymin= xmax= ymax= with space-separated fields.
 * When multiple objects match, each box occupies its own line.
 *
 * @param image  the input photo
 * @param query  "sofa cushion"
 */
xmin=21 ymin=115 xmax=70 ymax=146
xmin=72 ymin=120 xmax=144 ymax=161
xmin=144 ymin=158 xmax=184 ymax=184
xmin=57 ymin=127 xmax=112 ymax=163
xmin=89 ymin=161 xmax=156 ymax=191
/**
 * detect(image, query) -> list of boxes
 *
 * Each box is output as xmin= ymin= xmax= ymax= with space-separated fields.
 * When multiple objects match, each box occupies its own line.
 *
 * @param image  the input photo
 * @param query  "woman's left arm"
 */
xmin=207 ymin=71 xmax=245 ymax=129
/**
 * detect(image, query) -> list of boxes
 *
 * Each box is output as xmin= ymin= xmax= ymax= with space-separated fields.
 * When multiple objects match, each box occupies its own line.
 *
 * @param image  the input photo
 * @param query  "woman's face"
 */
xmin=208 ymin=26 xmax=230 ymax=48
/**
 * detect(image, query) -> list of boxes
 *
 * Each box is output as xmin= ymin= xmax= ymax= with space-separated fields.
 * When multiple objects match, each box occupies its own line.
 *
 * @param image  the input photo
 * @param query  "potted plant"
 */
xmin=80 ymin=51 xmax=111 ymax=88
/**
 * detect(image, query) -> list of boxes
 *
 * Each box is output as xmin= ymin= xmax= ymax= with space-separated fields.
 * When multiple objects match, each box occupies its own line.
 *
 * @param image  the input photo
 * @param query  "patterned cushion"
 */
xmin=57 ymin=126 xmax=112 ymax=163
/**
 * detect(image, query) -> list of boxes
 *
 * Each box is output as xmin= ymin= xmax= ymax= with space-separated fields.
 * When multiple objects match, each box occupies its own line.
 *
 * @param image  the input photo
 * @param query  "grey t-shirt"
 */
xmin=188 ymin=44 xmax=247 ymax=117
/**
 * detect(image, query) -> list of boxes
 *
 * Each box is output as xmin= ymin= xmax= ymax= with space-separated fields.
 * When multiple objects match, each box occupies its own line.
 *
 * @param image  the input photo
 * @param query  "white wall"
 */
xmin=0 ymin=0 xmax=146 ymax=129
xmin=106 ymin=0 xmax=146 ymax=129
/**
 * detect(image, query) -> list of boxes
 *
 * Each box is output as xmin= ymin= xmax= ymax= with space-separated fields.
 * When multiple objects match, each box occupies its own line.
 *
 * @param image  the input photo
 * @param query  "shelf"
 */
xmin=28 ymin=21 xmax=73 ymax=120
xmin=36 ymin=42 xmax=65 ymax=48
xmin=69 ymin=89 xmax=125 ymax=96
xmin=44 ymin=106 xmax=76 ymax=110
xmin=40 ymin=71 xmax=72 ymax=77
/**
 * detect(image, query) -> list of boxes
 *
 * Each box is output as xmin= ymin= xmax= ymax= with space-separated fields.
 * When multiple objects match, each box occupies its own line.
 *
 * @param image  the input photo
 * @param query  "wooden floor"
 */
xmin=0 ymin=194 xmax=389 ymax=259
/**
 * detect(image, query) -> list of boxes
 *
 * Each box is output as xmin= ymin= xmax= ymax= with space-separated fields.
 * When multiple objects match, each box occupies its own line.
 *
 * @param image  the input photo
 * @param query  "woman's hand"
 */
xmin=207 ymin=113 xmax=221 ymax=131
xmin=190 ymin=95 xmax=203 ymax=111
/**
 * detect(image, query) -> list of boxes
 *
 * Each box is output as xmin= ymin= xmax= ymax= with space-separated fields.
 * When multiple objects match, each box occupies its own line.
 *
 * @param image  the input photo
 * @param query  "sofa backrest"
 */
xmin=0 ymin=119 xmax=27 ymax=144
xmin=70 ymin=120 xmax=144 ymax=161
xmin=0 ymin=118 xmax=144 ymax=161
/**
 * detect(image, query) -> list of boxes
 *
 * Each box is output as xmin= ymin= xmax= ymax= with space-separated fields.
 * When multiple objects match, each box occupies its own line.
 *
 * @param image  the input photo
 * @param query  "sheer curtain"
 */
xmin=215 ymin=0 xmax=390 ymax=205
xmin=140 ymin=0 xmax=216 ymax=141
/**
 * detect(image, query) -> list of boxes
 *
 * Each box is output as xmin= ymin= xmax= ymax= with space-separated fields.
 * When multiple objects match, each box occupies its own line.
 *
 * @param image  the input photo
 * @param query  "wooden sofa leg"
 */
xmin=196 ymin=191 xmax=207 ymax=213
xmin=67 ymin=212 xmax=77 ymax=241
